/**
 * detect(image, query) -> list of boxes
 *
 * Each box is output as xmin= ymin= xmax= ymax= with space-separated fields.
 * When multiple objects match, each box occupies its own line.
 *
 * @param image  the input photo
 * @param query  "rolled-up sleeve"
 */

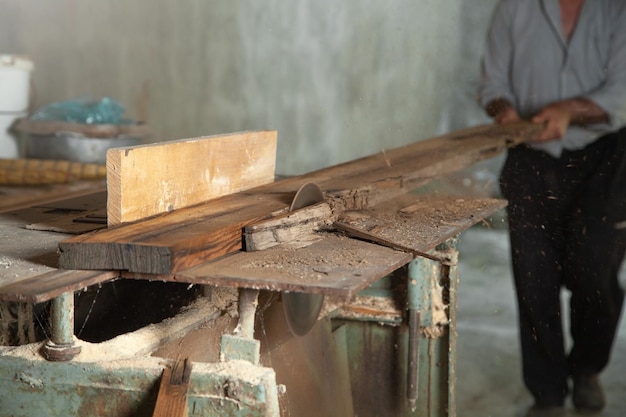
xmin=478 ymin=0 xmax=516 ymax=108
xmin=584 ymin=4 xmax=626 ymax=128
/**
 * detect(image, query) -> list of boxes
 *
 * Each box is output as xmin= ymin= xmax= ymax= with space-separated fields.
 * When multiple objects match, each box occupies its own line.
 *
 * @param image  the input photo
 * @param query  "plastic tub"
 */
xmin=25 ymin=131 xmax=142 ymax=164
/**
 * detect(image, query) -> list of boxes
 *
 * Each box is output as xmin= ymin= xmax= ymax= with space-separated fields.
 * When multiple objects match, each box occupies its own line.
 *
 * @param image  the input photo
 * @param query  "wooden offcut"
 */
xmin=106 ymin=131 xmax=277 ymax=225
xmin=244 ymin=201 xmax=334 ymax=251
xmin=59 ymin=122 xmax=542 ymax=274
xmin=152 ymin=358 xmax=192 ymax=417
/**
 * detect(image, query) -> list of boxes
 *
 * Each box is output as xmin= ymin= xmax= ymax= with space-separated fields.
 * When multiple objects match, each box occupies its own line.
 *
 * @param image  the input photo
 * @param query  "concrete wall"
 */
xmin=0 ymin=1 xmax=498 ymax=175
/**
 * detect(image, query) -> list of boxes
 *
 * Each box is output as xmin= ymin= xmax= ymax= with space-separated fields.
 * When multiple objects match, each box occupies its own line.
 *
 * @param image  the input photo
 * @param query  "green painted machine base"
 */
xmin=0 ymin=352 xmax=279 ymax=417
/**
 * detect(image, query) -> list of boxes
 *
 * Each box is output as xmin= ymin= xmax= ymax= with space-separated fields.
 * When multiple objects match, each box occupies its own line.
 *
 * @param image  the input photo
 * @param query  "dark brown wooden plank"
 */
xmin=59 ymin=192 xmax=292 ymax=274
xmin=59 ymin=122 xmax=540 ymax=275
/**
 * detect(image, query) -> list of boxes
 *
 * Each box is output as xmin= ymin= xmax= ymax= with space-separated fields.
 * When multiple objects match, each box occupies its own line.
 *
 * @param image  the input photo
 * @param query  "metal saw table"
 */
xmin=0 ymin=123 xmax=540 ymax=416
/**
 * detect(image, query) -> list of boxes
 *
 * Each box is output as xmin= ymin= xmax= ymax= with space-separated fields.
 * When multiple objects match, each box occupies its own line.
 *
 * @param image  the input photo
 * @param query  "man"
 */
xmin=479 ymin=0 xmax=626 ymax=415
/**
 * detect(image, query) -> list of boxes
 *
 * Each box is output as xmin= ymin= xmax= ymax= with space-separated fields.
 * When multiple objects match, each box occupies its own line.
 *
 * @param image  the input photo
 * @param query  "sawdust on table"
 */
xmin=339 ymin=195 xmax=500 ymax=250
xmin=238 ymin=235 xmax=371 ymax=280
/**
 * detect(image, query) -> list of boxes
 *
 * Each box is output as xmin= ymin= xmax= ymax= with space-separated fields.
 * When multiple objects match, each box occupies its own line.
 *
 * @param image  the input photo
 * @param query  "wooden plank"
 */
xmin=152 ymin=358 xmax=192 ymax=417
xmin=60 ymin=192 xmax=291 ymax=274
xmin=123 ymin=236 xmax=413 ymax=298
xmin=0 ymin=270 xmax=118 ymax=303
xmin=0 ymin=181 xmax=106 ymax=214
xmin=106 ymin=130 xmax=277 ymax=226
xmin=25 ymin=209 xmax=107 ymax=234
xmin=59 ymin=122 xmax=541 ymax=274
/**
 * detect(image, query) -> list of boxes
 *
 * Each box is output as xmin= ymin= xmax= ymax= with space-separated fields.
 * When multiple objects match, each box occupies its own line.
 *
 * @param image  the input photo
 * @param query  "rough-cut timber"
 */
xmin=244 ymin=201 xmax=334 ymax=251
xmin=59 ymin=122 xmax=542 ymax=274
xmin=106 ymin=130 xmax=277 ymax=226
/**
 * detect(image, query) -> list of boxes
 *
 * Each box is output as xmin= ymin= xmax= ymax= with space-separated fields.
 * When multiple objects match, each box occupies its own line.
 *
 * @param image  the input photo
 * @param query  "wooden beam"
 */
xmin=59 ymin=122 xmax=541 ymax=274
xmin=106 ymin=131 xmax=277 ymax=226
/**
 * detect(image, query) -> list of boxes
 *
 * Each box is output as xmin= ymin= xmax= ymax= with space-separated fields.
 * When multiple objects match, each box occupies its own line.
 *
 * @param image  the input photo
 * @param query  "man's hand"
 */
xmin=531 ymin=98 xmax=609 ymax=142
xmin=531 ymin=102 xmax=572 ymax=142
xmin=486 ymin=99 xmax=521 ymax=124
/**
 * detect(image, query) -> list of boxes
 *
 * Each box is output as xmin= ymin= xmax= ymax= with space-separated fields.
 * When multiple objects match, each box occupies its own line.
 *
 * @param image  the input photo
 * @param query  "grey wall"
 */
xmin=0 ymin=1 xmax=498 ymax=175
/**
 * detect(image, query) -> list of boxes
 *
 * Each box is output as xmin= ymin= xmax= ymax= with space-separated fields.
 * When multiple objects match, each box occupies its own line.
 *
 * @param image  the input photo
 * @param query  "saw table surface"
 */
xmin=123 ymin=194 xmax=505 ymax=298
xmin=0 ymin=190 xmax=505 ymax=302
xmin=0 ymin=191 xmax=115 ymax=303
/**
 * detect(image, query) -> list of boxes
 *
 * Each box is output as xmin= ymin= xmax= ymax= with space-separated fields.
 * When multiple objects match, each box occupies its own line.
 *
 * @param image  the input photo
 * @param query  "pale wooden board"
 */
xmin=106 ymin=130 xmax=277 ymax=225
xmin=123 ymin=235 xmax=413 ymax=298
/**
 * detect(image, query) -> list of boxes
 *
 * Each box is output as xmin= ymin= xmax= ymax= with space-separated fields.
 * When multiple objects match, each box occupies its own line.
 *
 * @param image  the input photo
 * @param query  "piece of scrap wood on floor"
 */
xmin=152 ymin=357 xmax=193 ymax=417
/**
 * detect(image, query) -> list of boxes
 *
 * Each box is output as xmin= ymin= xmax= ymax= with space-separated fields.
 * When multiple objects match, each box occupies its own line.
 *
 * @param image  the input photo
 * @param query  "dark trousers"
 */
xmin=499 ymin=130 xmax=626 ymax=406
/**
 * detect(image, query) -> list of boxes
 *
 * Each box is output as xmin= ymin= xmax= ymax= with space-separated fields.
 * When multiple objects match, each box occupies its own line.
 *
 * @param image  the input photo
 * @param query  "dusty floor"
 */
xmin=455 ymin=222 xmax=626 ymax=417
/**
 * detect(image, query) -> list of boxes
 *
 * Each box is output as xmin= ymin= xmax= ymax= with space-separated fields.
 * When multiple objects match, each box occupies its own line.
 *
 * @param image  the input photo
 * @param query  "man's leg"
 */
xmin=500 ymin=147 xmax=569 ymax=406
xmin=564 ymin=133 xmax=626 ymax=378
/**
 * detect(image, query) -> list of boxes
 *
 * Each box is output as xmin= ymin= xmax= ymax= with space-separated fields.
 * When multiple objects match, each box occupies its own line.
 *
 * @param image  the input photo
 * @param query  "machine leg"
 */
xmin=41 ymin=291 xmax=81 ymax=361
xmin=220 ymin=288 xmax=261 ymax=364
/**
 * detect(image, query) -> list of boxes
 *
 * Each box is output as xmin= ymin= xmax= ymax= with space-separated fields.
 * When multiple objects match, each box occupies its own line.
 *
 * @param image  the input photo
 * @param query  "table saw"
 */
xmin=0 ymin=123 xmax=540 ymax=417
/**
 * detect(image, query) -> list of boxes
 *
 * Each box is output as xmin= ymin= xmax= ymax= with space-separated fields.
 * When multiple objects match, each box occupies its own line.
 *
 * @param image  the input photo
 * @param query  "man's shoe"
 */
xmin=524 ymin=404 xmax=566 ymax=417
xmin=573 ymin=374 xmax=605 ymax=412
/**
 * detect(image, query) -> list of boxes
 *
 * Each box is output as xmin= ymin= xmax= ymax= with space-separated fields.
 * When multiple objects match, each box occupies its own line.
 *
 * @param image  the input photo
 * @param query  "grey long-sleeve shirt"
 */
xmin=479 ymin=0 xmax=626 ymax=157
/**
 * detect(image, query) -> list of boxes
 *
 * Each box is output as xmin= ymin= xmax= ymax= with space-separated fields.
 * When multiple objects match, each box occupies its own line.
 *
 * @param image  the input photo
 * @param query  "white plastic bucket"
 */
xmin=0 ymin=112 xmax=25 ymax=158
xmin=0 ymin=55 xmax=34 ymax=113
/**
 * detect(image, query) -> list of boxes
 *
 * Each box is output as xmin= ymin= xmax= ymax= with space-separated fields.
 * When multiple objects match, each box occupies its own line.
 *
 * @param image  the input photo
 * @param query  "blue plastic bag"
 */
xmin=30 ymin=97 xmax=126 ymax=125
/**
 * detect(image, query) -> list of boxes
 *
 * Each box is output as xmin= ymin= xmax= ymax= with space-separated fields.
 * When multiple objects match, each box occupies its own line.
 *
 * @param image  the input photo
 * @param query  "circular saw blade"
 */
xmin=283 ymin=182 xmax=325 ymax=336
